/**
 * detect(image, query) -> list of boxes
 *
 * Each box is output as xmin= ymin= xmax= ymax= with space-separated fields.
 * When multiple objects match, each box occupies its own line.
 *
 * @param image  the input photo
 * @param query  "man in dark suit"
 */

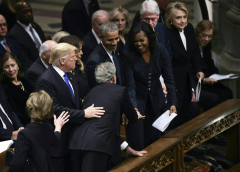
xmin=86 ymin=21 xmax=124 ymax=89
xmin=69 ymin=62 xmax=147 ymax=172
xmin=26 ymin=40 xmax=57 ymax=87
xmin=0 ymin=14 xmax=27 ymax=73
xmin=82 ymin=10 xmax=109 ymax=63
xmin=62 ymin=0 xmax=100 ymax=39
xmin=35 ymin=43 xmax=105 ymax=172
xmin=0 ymin=85 xmax=23 ymax=142
xmin=7 ymin=0 xmax=46 ymax=71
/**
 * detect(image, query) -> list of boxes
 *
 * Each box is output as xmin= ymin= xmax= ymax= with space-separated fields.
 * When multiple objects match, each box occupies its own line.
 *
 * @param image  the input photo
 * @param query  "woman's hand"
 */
xmin=137 ymin=111 xmax=145 ymax=119
xmin=54 ymin=111 xmax=70 ymax=132
xmin=170 ymin=105 xmax=177 ymax=115
xmin=197 ymin=72 xmax=204 ymax=80
xmin=121 ymin=113 xmax=129 ymax=126
xmin=203 ymin=78 xmax=217 ymax=85
xmin=191 ymin=92 xmax=196 ymax=102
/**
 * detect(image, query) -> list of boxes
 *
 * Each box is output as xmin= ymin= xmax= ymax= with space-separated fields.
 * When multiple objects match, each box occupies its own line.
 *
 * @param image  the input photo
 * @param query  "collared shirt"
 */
xmin=199 ymin=46 xmax=203 ymax=58
xmin=40 ymin=57 xmax=49 ymax=69
xmin=83 ymin=0 xmax=90 ymax=15
xmin=52 ymin=65 xmax=74 ymax=94
xmin=17 ymin=20 xmax=42 ymax=47
xmin=101 ymin=42 xmax=115 ymax=65
xmin=179 ymin=29 xmax=187 ymax=51
xmin=0 ymin=39 xmax=7 ymax=50
xmin=0 ymin=104 xmax=13 ymax=129
xmin=92 ymin=29 xmax=101 ymax=44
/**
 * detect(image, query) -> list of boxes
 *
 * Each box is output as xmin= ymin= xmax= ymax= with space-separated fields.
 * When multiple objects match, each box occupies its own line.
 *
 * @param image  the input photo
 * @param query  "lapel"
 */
xmin=67 ymin=72 xmax=80 ymax=109
xmin=50 ymin=66 xmax=77 ymax=107
xmin=99 ymin=43 xmax=112 ymax=63
xmin=90 ymin=31 xmax=98 ymax=47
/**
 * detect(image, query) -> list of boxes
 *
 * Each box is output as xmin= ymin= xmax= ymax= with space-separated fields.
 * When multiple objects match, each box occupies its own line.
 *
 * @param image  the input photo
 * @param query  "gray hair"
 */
xmin=140 ymin=0 xmax=160 ymax=16
xmin=92 ymin=10 xmax=109 ymax=22
xmin=95 ymin=62 xmax=116 ymax=83
xmin=100 ymin=21 xmax=119 ymax=37
xmin=39 ymin=40 xmax=56 ymax=58
xmin=52 ymin=31 xmax=70 ymax=43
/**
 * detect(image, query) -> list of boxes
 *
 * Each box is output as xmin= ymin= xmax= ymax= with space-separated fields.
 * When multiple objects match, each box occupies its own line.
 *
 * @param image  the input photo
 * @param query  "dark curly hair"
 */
xmin=0 ymin=52 xmax=24 ymax=82
xmin=127 ymin=22 xmax=157 ymax=54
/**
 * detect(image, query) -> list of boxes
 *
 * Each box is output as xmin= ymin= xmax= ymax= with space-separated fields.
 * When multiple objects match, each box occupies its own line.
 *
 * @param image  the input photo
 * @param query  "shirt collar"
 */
xmin=101 ymin=42 xmax=112 ymax=55
xmin=0 ymin=38 xmax=6 ymax=44
xmin=52 ymin=65 xmax=65 ymax=78
xmin=17 ymin=20 xmax=32 ymax=30
xmin=92 ymin=29 xmax=101 ymax=44
xmin=40 ymin=57 xmax=49 ymax=69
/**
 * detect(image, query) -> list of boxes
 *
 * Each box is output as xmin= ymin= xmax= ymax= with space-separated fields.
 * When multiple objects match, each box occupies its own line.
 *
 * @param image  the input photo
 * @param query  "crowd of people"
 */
xmin=0 ymin=0 xmax=233 ymax=172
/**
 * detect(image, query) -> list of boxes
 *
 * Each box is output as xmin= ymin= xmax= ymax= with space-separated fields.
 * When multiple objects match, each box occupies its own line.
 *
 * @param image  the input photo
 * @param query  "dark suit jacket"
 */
xmin=7 ymin=22 xmax=46 ymax=69
xmin=9 ymin=122 xmax=61 ymax=172
xmin=86 ymin=43 xmax=125 ymax=89
xmin=81 ymin=30 xmax=99 ymax=63
xmin=62 ymin=0 xmax=99 ymax=39
xmin=69 ymin=83 xmax=138 ymax=163
xmin=0 ymin=85 xmax=23 ymax=141
xmin=35 ymin=65 xmax=85 ymax=157
xmin=1 ymin=78 xmax=33 ymax=126
xmin=26 ymin=58 xmax=47 ymax=88
xmin=166 ymin=23 xmax=202 ymax=108
xmin=123 ymin=43 xmax=177 ymax=116
xmin=0 ymin=0 xmax=17 ymax=31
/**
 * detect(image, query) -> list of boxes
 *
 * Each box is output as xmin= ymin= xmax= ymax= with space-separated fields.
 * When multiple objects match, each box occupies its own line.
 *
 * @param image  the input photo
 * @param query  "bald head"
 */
xmin=92 ymin=10 xmax=109 ymax=35
xmin=15 ymin=1 xmax=33 ymax=25
xmin=40 ymin=40 xmax=57 ymax=66
xmin=0 ymin=15 xmax=7 ymax=40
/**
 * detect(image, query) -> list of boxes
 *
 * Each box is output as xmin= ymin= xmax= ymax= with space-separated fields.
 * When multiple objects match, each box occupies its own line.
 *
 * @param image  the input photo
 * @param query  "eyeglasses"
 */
xmin=142 ymin=17 xmax=158 ymax=22
xmin=200 ymin=33 xmax=213 ymax=39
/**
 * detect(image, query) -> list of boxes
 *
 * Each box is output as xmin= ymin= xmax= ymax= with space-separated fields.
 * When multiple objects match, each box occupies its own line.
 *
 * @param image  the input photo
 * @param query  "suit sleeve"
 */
xmin=9 ymin=131 xmax=30 ymax=172
xmin=162 ymin=25 xmax=172 ymax=60
xmin=86 ymin=59 xmax=98 ymax=89
xmin=51 ymin=131 xmax=61 ymax=147
xmin=35 ymin=79 xmax=85 ymax=124
xmin=0 ymin=127 xmax=12 ymax=141
xmin=26 ymin=71 xmax=38 ymax=88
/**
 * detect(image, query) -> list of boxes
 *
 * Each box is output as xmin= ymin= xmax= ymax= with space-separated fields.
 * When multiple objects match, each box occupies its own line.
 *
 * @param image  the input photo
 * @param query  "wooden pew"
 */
xmin=109 ymin=99 xmax=240 ymax=172
xmin=0 ymin=150 xmax=9 ymax=172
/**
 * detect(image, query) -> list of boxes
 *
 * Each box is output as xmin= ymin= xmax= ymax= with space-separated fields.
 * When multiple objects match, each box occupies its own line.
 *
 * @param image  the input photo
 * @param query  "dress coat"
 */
xmin=86 ymin=43 xmax=125 ymax=89
xmin=81 ymin=30 xmax=99 ymax=63
xmin=7 ymin=22 xmax=46 ymax=69
xmin=0 ymin=85 xmax=23 ymax=141
xmin=166 ymin=23 xmax=202 ymax=108
xmin=62 ymin=0 xmax=99 ymax=39
xmin=35 ymin=65 xmax=85 ymax=157
xmin=1 ymin=78 xmax=34 ymax=126
xmin=69 ymin=83 xmax=138 ymax=166
xmin=26 ymin=58 xmax=47 ymax=88
xmin=9 ymin=122 xmax=61 ymax=172
xmin=123 ymin=43 xmax=177 ymax=150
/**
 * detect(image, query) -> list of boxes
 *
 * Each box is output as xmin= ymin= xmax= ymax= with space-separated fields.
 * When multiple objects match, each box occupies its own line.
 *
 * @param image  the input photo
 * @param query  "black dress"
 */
xmin=1 ymin=77 xmax=34 ymax=126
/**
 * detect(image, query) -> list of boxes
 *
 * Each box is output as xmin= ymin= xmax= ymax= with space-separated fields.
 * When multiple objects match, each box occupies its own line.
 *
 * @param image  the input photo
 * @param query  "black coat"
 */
xmin=7 ymin=22 xmax=46 ymax=69
xmin=0 ymin=85 xmax=23 ymax=141
xmin=9 ymin=122 xmax=61 ymax=172
xmin=1 ymin=78 xmax=34 ymax=126
xmin=26 ymin=58 xmax=47 ymax=88
xmin=62 ymin=0 xmax=99 ymax=39
xmin=35 ymin=65 xmax=85 ymax=157
xmin=166 ymin=23 xmax=202 ymax=108
xmin=81 ymin=30 xmax=99 ymax=63
xmin=69 ymin=83 xmax=138 ymax=164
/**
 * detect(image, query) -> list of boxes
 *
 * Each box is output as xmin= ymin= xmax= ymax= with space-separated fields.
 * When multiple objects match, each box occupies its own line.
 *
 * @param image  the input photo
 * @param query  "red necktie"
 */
xmin=3 ymin=41 xmax=11 ymax=53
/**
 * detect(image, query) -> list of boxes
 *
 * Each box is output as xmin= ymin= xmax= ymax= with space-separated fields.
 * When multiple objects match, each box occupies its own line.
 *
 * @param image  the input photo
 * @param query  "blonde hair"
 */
xmin=109 ymin=6 xmax=131 ymax=36
xmin=52 ymin=31 xmax=70 ymax=43
xmin=49 ymin=43 xmax=76 ymax=66
xmin=165 ymin=2 xmax=188 ymax=29
xmin=26 ymin=90 xmax=54 ymax=122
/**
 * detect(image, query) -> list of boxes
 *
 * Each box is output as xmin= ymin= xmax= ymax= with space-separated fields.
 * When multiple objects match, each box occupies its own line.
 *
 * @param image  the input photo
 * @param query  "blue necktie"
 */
xmin=112 ymin=52 xmax=122 ymax=85
xmin=63 ymin=74 xmax=75 ymax=102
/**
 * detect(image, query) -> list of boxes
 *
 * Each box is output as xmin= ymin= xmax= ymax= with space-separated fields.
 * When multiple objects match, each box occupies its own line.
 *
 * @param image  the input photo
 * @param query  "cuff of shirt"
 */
xmin=120 ymin=141 xmax=128 ymax=150
xmin=192 ymin=88 xmax=194 ymax=92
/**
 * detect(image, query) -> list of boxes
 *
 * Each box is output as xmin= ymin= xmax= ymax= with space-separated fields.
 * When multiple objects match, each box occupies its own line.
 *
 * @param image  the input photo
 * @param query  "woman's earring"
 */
xmin=18 ymin=68 xmax=19 ymax=70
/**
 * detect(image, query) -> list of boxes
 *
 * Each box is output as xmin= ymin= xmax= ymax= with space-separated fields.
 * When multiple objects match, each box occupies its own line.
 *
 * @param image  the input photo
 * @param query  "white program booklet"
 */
xmin=209 ymin=73 xmax=239 ymax=81
xmin=195 ymin=77 xmax=202 ymax=102
xmin=0 ymin=140 xmax=14 ymax=153
xmin=152 ymin=110 xmax=177 ymax=132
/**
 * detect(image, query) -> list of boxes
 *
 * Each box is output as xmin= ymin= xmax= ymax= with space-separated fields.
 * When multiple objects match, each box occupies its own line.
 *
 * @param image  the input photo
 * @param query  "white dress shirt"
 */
xmin=52 ymin=65 xmax=74 ymax=94
xmin=0 ymin=104 xmax=13 ymax=129
xmin=92 ymin=29 xmax=101 ymax=44
xmin=179 ymin=30 xmax=187 ymax=51
xmin=0 ymin=39 xmax=7 ymax=50
xmin=40 ymin=57 xmax=49 ymax=69
xmin=17 ymin=20 xmax=42 ymax=48
xmin=101 ymin=42 xmax=115 ymax=65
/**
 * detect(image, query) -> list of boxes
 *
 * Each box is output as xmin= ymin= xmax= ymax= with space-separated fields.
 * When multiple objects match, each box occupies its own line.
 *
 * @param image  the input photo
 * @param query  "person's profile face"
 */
xmin=16 ymin=2 xmax=33 ymax=25
xmin=113 ymin=12 xmax=126 ymax=32
xmin=133 ymin=31 xmax=149 ymax=54
xmin=172 ymin=10 xmax=187 ymax=32
xmin=101 ymin=30 xmax=119 ymax=52
xmin=63 ymin=52 xmax=77 ymax=72
xmin=0 ymin=15 xmax=8 ymax=39
xmin=140 ymin=12 xmax=159 ymax=29
xmin=92 ymin=15 xmax=109 ymax=35
xmin=198 ymin=29 xmax=213 ymax=47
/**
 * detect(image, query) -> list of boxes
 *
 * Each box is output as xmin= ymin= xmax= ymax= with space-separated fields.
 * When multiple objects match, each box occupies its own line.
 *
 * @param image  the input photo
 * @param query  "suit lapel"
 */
xmin=67 ymin=73 xmax=80 ymax=109
xmin=50 ymin=66 xmax=76 ymax=107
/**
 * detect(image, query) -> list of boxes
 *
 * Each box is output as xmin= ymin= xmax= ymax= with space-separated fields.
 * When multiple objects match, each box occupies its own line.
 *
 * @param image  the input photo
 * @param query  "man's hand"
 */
xmin=170 ymin=105 xmax=177 ymax=115
xmin=84 ymin=104 xmax=105 ymax=118
xmin=122 ymin=114 xmax=129 ymax=126
xmin=191 ymin=92 xmax=196 ymax=102
xmin=137 ymin=111 xmax=145 ymax=119
xmin=126 ymin=146 xmax=147 ymax=157
xmin=197 ymin=72 xmax=204 ymax=80
xmin=11 ymin=130 xmax=20 ymax=140
xmin=203 ymin=78 xmax=217 ymax=85
xmin=162 ymin=84 xmax=167 ymax=97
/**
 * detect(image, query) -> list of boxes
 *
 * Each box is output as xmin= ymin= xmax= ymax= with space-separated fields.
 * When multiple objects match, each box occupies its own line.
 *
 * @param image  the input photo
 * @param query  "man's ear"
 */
xmin=59 ymin=58 xmax=64 ymax=65
xmin=98 ymin=34 xmax=102 ymax=41
xmin=113 ymin=75 xmax=117 ymax=84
